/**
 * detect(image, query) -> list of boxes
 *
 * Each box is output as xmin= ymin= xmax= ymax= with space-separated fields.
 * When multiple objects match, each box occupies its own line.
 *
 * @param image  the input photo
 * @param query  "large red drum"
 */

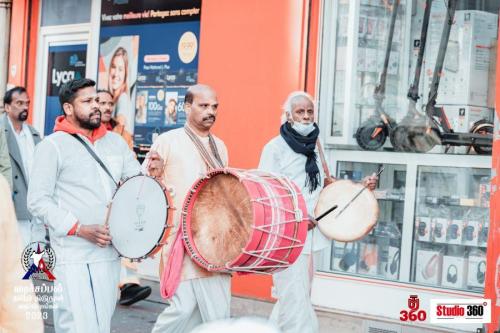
xmin=182 ymin=168 xmax=309 ymax=274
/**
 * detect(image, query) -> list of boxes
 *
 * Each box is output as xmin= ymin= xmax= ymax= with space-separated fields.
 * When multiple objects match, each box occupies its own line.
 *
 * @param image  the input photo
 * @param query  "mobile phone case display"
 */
xmin=411 ymin=166 xmax=490 ymax=291
xmin=329 ymin=162 xmax=405 ymax=281
xmin=329 ymin=0 xmax=409 ymax=142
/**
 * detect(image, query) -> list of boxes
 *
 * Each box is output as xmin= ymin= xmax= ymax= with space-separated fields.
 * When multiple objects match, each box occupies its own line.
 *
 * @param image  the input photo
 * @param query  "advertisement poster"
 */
xmin=44 ymin=44 xmax=87 ymax=135
xmin=99 ymin=0 xmax=201 ymax=145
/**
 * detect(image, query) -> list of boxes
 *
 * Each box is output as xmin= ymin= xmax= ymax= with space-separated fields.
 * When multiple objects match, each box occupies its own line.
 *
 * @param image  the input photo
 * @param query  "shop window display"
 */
xmin=322 ymin=0 xmax=498 ymax=154
xmin=330 ymin=162 xmax=405 ymax=281
xmin=411 ymin=166 xmax=490 ymax=291
xmin=319 ymin=0 xmax=497 ymax=297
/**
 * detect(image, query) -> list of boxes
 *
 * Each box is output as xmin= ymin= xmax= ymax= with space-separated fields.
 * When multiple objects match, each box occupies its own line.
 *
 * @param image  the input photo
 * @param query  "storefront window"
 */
xmin=411 ymin=166 xmax=490 ymax=291
xmin=41 ymin=0 xmax=91 ymax=26
xmin=331 ymin=162 xmax=405 ymax=281
xmin=319 ymin=0 xmax=498 ymax=296
xmin=321 ymin=0 xmax=498 ymax=155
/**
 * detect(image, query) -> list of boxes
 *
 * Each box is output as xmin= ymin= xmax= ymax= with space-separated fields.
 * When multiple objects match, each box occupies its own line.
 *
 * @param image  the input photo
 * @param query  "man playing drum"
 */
xmin=258 ymin=91 xmax=377 ymax=333
xmin=28 ymin=78 xmax=164 ymax=333
xmin=146 ymin=84 xmax=231 ymax=332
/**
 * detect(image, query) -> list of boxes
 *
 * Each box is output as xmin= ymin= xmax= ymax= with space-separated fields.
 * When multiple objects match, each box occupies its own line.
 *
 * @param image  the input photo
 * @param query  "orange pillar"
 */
xmin=485 ymin=15 xmax=500 ymax=333
xmin=198 ymin=0 xmax=320 ymax=300
xmin=7 ymin=0 xmax=39 ymax=124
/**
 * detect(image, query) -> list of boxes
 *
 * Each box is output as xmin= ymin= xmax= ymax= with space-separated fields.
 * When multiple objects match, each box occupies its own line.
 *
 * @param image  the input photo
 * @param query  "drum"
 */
xmin=182 ymin=168 xmax=309 ymax=274
xmin=107 ymin=175 xmax=173 ymax=260
xmin=314 ymin=180 xmax=378 ymax=242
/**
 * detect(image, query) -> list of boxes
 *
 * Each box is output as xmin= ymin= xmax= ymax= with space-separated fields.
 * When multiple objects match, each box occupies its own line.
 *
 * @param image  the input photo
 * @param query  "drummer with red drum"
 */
xmin=258 ymin=91 xmax=377 ymax=333
xmin=144 ymin=84 xmax=231 ymax=332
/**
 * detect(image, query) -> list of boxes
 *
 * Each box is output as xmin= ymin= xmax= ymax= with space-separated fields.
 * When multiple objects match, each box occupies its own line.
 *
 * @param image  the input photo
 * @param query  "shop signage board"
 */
xmin=98 ymin=0 xmax=202 ymax=145
xmin=44 ymin=44 xmax=87 ymax=135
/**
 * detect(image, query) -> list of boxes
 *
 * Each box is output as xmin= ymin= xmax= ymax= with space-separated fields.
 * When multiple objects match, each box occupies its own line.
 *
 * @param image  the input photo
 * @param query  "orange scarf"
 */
xmin=53 ymin=116 xmax=107 ymax=144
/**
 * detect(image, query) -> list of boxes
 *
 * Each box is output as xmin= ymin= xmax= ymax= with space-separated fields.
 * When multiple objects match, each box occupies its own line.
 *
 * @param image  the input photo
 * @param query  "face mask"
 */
xmin=292 ymin=122 xmax=315 ymax=136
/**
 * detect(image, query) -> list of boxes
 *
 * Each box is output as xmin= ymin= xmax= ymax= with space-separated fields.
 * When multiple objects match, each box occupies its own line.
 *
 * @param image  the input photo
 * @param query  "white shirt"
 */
xmin=258 ymin=135 xmax=331 ymax=254
xmin=145 ymin=128 xmax=229 ymax=281
xmin=7 ymin=117 xmax=35 ymax=183
xmin=28 ymin=131 xmax=140 ymax=264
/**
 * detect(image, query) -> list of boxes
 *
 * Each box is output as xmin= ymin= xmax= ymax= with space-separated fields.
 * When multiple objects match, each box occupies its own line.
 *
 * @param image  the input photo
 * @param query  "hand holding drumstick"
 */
xmin=146 ymin=150 xmax=165 ymax=179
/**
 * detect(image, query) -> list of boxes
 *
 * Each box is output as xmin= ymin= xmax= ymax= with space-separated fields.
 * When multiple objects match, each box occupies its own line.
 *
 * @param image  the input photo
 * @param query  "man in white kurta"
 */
xmin=148 ymin=84 xmax=231 ymax=332
xmin=259 ymin=91 xmax=377 ymax=333
xmin=28 ymin=79 xmax=163 ymax=333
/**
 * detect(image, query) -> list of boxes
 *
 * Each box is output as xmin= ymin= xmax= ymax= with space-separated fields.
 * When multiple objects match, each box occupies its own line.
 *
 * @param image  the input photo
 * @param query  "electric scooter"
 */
xmin=391 ymin=0 xmax=493 ymax=154
xmin=355 ymin=0 xmax=400 ymax=150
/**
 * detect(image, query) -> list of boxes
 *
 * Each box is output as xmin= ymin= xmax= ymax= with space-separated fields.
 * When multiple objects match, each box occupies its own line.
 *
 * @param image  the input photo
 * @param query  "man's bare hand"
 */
xmin=147 ymin=150 xmax=165 ymax=179
xmin=307 ymin=215 xmax=318 ymax=231
xmin=362 ymin=173 xmax=378 ymax=191
xmin=78 ymin=224 xmax=112 ymax=247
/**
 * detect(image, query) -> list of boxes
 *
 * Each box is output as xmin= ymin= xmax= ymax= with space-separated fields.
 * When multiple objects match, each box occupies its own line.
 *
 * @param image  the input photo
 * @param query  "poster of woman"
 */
xmin=98 ymin=35 xmax=139 ymax=134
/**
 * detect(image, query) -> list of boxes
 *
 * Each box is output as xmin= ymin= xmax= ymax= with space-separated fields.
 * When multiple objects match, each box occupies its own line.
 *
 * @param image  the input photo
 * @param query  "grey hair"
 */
xmin=281 ymin=91 xmax=316 ymax=124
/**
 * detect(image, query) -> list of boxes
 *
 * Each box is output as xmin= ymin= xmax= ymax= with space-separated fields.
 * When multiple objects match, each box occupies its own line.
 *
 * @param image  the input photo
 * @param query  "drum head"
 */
xmin=108 ymin=176 xmax=169 ymax=259
xmin=190 ymin=173 xmax=253 ymax=267
xmin=314 ymin=180 xmax=378 ymax=242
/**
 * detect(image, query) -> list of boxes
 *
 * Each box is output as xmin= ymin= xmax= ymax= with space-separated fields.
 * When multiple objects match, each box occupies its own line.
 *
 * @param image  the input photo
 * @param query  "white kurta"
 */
xmin=146 ymin=128 xmax=231 ymax=332
xmin=258 ymin=134 xmax=331 ymax=333
xmin=28 ymin=130 xmax=140 ymax=333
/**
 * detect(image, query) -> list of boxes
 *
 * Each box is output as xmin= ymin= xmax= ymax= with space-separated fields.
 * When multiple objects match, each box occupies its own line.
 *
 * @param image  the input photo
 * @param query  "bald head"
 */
xmin=184 ymin=84 xmax=219 ymax=135
xmin=185 ymin=84 xmax=217 ymax=105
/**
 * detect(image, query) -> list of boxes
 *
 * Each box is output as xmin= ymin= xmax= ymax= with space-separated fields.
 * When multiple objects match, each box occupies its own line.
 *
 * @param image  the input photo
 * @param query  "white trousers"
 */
xmin=18 ymin=220 xmax=46 ymax=247
xmin=270 ymin=254 xmax=319 ymax=333
xmin=52 ymin=260 xmax=120 ymax=333
xmin=152 ymin=275 xmax=231 ymax=333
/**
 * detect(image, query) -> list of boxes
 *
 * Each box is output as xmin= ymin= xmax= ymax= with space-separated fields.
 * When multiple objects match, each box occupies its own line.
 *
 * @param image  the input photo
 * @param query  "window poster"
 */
xmin=99 ymin=0 xmax=201 ymax=145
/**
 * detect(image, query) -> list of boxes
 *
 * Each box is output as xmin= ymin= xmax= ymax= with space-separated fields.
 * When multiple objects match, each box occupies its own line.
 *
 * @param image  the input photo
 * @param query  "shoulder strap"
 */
xmin=70 ymin=134 xmax=118 ymax=186
xmin=316 ymin=140 xmax=331 ymax=179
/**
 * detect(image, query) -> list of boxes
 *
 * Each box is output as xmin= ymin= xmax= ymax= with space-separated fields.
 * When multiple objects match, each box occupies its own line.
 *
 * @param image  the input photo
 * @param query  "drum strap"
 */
xmin=70 ymin=134 xmax=118 ymax=186
xmin=184 ymin=125 xmax=224 ymax=170
xmin=316 ymin=140 xmax=331 ymax=179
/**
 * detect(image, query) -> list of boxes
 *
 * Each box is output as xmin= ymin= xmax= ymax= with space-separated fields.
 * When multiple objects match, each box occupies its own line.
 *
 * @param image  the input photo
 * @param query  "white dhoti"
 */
xmin=270 ymin=254 xmax=319 ymax=333
xmin=152 ymin=275 xmax=231 ymax=333
xmin=52 ymin=260 xmax=120 ymax=333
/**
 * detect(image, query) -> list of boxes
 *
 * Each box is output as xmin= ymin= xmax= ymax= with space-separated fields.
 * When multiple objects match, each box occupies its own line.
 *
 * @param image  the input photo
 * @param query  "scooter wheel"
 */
xmin=390 ymin=125 xmax=412 ymax=152
xmin=470 ymin=120 xmax=493 ymax=155
xmin=409 ymin=127 xmax=440 ymax=153
xmin=355 ymin=124 xmax=387 ymax=150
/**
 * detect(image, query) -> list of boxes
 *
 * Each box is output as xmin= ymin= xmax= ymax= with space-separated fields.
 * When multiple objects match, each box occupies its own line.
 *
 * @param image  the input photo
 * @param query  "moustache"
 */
xmin=18 ymin=111 xmax=28 ymax=121
xmin=90 ymin=110 xmax=102 ymax=118
xmin=203 ymin=115 xmax=216 ymax=122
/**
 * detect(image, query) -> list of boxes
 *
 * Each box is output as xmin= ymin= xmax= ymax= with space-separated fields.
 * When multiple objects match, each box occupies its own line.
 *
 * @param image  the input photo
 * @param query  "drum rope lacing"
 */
xmin=229 ymin=170 xmax=305 ymax=273
xmin=181 ymin=169 xmax=307 ymax=274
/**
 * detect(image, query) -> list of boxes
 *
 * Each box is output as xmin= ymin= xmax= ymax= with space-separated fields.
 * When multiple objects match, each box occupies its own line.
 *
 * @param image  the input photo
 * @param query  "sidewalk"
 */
xmin=37 ymin=279 xmax=454 ymax=333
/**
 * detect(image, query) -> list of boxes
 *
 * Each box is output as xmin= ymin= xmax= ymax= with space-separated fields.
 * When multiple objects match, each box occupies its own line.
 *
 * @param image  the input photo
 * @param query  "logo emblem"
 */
xmin=21 ymin=242 xmax=56 ymax=281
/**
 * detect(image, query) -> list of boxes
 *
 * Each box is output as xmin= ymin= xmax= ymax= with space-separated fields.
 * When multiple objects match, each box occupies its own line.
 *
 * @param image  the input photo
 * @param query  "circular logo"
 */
xmin=178 ymin=32 xmax=198 ymax=64
xmin=157 ymin=89 xmax=165 ymax=101
xmin=21 ymin=242 xmax=56 ymax=280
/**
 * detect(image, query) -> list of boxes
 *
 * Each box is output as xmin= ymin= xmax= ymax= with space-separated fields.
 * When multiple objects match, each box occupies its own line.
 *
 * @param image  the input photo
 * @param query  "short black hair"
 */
xmin=97 ymin=89 xmax=114 ymax=99
xmin=59 ymin=78 xmax=96 ymax=109
xmin=184 ymin=90 xmax=194 ymax=104
xmin=3 ymin=86 xmax=27 ymax=105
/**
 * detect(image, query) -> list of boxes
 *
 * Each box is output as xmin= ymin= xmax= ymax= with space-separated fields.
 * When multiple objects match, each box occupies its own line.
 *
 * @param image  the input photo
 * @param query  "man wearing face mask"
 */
xmin=258 ymin=91 xmax=377 ymax=333
xmin=0 ymin=86 xmax=43 ymax=246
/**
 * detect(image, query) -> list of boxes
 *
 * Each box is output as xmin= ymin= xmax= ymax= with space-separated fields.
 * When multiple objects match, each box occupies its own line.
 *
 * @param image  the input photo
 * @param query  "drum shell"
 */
xmin=182 ymin=169 xmax=308 ymax=274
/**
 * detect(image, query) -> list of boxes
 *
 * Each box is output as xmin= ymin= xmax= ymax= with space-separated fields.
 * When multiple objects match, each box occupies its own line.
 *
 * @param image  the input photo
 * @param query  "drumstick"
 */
xmin=335 ymin=166 xmax=385 ymax=218
xmin=137 ymin=155 xmax=153 ymax=199
xmin=315 ymin=205 xmax=338 ymax=222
